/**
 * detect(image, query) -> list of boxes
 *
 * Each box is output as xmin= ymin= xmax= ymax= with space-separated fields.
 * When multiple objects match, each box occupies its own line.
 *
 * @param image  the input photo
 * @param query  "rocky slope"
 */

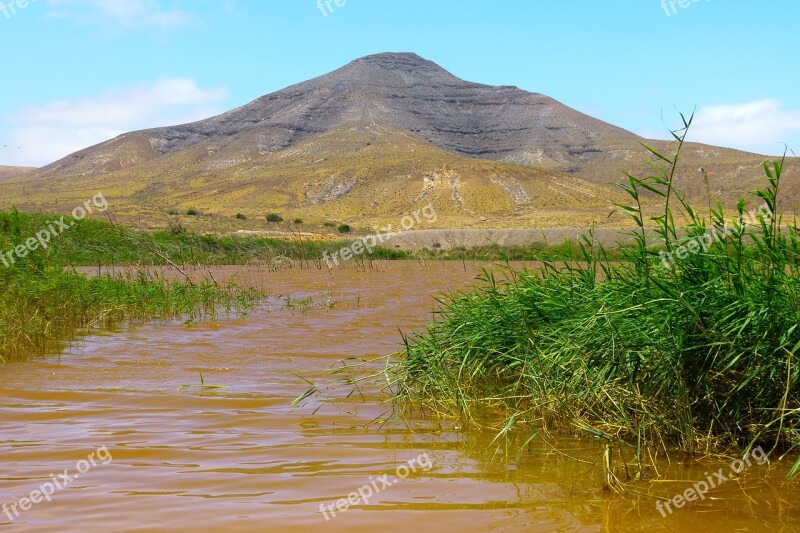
xmin=40 ymin=53 xmax=644 ymax=176
xmin=0 ymin=166 xmax=34 ymax=181
xmin=5 ymin=53 xmax=797 ymax=229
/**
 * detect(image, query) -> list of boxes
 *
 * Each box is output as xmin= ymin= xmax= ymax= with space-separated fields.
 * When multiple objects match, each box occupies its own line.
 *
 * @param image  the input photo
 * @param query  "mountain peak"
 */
xmin=346 ymin=52 xmax=434 ymax=69
xmin=353 ymin=51 xmax=427 ymax=62
xmin=321 ymin=52 xmax=468 ymax=88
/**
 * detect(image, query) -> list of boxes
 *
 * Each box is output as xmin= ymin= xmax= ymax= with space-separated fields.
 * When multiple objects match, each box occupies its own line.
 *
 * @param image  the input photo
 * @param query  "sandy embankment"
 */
xmin=376 ymin=227 xmax=642 ymax=251
xmin=229 ymin=227 xmax=648 ymax=251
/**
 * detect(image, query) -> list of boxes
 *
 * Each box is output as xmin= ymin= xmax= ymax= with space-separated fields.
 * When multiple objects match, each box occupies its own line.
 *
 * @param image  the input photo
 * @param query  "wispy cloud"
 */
xmin=2 ymin=78 xmax=229 ymax=166
xmin=641 ymin=99 xmax=800 ymax=156
xmin=689 ymin=99 xmax=800 ymax=155
xmin=45 ymin=0 xmax=193 ymax=30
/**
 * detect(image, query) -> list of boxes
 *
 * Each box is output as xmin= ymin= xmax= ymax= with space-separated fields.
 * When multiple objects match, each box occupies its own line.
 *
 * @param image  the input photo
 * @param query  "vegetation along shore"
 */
xmin=304 ymin=119 xmax=800 ymax=485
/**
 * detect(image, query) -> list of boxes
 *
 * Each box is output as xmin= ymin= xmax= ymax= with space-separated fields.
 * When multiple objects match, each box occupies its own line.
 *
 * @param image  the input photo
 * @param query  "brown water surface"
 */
xmin=1 ymin=262 xmax=797 ymax=532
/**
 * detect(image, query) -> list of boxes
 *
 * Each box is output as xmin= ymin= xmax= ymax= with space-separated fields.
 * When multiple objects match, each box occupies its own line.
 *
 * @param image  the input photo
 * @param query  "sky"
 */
xmin=1 ymin=0 xmax=798 ymax=167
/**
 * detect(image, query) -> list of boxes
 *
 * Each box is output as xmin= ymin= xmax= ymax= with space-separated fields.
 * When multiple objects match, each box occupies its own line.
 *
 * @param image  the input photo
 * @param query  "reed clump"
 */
xmin=390 ymin=117 xmax=800 ymax=472
xmin=0 ymin=212 xmax=261 ymax=362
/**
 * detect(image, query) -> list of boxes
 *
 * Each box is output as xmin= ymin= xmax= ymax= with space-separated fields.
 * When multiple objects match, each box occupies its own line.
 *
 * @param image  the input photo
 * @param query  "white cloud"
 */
xmin=689 ymin=100 xmax=800 ymax=154
xmin=45 ymin=0 xmax=192 ymax=30
xmin=641 ymin=99 xmax=800 ymax=156
xmin=2 ymin=78 xmax=229 ymax=167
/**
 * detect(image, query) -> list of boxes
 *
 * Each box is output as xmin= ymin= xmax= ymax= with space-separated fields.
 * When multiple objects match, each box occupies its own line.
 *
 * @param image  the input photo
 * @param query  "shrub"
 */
xmin=293 ymin=218 xmax=303 ymax=225
xmin=186 ymin=208 xmax=199 ymax=216
xmin=167 ymin=223 xmax=186 ymax=236
xmin=235 ymin=213 xmax=247 ymax=220
xmin=337 ymin=224 xmax=351 ymax=234
xmin=266 ymin=214 xmax=283 ymax=223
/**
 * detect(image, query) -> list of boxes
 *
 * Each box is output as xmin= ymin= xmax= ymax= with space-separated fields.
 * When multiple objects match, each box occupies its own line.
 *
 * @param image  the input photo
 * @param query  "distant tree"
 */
xmin=266 ymin=213 xmax=283 ymax=223
xmin=235 ymin=213 xmax=247 ymax=220
xmin=338 ymin=224 xmax=352 ymax=234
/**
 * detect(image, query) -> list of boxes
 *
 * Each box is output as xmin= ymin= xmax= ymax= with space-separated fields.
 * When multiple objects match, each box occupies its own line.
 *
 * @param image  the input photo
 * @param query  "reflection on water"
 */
xmin=1 ymin=262 xmax=797 ymax=532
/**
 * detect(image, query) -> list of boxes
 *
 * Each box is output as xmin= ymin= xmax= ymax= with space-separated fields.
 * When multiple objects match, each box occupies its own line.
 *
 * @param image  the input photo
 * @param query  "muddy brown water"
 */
xmin=1 ymin=262 xmax=798 ymax=532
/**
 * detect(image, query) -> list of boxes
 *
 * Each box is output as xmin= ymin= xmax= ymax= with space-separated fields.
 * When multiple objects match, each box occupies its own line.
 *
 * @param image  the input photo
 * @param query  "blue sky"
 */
xmin=1 ymin=0 xmax=798 ymax=167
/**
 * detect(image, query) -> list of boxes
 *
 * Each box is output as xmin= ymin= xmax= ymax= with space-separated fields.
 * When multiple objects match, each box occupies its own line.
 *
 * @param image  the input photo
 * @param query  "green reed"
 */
xmin=389 ymin=115 xmax=800 ymax=476
xmin=0 ymin=212 xmax=261 ymax=362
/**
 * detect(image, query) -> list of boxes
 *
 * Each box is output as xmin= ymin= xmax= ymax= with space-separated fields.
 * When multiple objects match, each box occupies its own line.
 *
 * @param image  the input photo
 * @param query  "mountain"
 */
xmin=3 ymin=53 xmax=796 ymax=230
xmin=0 ymin=166 xmax=34 ymax=181
xmin=41 ymin=53 xmax=642 ymax=176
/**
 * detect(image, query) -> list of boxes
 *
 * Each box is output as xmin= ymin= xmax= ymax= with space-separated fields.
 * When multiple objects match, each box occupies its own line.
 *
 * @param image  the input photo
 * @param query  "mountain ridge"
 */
xmin=6 ymin=52 xmax=798 ymax=230
xmin=0 ymin=165 xmax=34 ymax=181
xmin=39 ymin=52 xmax=644 ymax=176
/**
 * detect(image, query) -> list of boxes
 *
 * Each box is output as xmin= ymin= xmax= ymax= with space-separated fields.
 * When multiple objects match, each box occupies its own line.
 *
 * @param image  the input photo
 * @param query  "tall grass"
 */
xmin=389 ymin=116 xmax=800 ymax=474
xmin=0 ymin=212 xmax=617 ymax=268
xmin=0 ymin=212 xmax=261 ymax=362
xmin=0 ymin=212 xmax=418 ymax=272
